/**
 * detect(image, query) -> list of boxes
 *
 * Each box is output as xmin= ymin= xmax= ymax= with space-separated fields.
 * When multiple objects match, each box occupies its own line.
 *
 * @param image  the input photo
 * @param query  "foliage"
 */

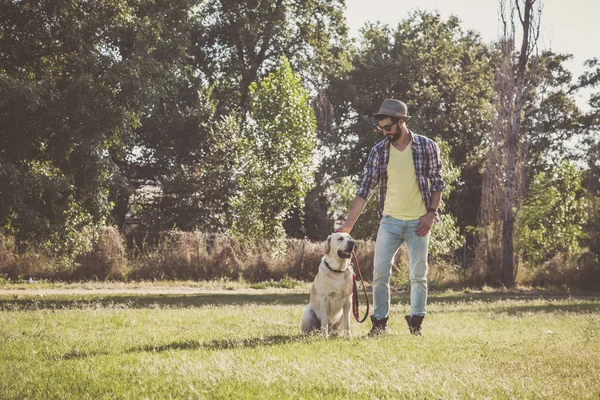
xmin=327 ymin=176 xmax=380 ymax=240
xmin=102 ymin=0 xmax=233 ymax=232
xmin=327 ymin=139 xmax=464 ymax=259
xmin=192 ymin=0 xmax=350 ymax=111
xmin=76 ymin=226 xmax=127 ymax=280
xmin=320 ymin=172 xmax=366 ymax=241
xmin=0 ymin=0 xmax=200 ymax=247
xmin=1 ymin=0 xmax=598 ymax=287
xmin=517 ymin=160 xmax=587 ymax=266
xmin=582 ymin=142 xmax=600 ymax=262
xmin=520 ymin=51 xmax=583 ymax=177
xmin=324 ymin=11 xmax=495 ymax=242
xmin=429 ymin=140 xmax=464 ymax=259
xmin=231 ymin=57 xmax=317 ymax=243
xmin=131 ymin=98 xmax=241 ymax=233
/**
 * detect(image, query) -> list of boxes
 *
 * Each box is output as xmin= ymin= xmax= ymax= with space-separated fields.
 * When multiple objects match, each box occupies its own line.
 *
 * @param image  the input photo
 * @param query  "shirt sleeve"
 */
xmin=427 ymin=140 xmax=445 ymax=193
xmin=356 ymin=146 xmax=380 ymax=200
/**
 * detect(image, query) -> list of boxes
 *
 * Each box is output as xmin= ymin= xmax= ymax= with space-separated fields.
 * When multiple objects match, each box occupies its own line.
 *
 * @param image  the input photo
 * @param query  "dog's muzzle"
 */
xmin=337 ymin=241 xmax=355 ymax=259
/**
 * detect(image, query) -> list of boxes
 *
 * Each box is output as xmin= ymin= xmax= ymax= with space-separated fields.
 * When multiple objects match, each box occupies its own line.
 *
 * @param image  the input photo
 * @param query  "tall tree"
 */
xmin=577 ymin=59 xmax=600 ymax=274
xmin=130 ymin=86 xmax=240 ymax=233
xmin=231 ymin=57 xmax=317 ymax=242
xmin=497 ymin=0 xmax=542 ymax=287
xmin=105 ymin=0 xmax=208 ymax=231
xmin=477 ymin=49 xmax=584 ymax=285
xmin=522 ymin=51 xmax=581 ymax=176
xmin=0 ymin=0 xmax=146 ymax=249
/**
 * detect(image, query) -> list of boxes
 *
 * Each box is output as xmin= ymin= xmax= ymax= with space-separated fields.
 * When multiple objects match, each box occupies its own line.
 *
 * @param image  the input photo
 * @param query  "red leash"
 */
xmin=351 ymin=250 xmax=370 ymax=323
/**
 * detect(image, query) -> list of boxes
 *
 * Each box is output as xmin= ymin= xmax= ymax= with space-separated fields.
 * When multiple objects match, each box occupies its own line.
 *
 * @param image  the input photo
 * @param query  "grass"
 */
xmin=1 ymin=285 xmax=599 ymax=399
xmin=0 ymin=278 xmax=308 ymax=292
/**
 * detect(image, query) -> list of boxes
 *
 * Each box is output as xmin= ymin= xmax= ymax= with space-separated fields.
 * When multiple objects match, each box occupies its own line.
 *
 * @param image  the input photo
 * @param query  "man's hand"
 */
xmin=334 ymin=195 xmax=367 ymax=234
xmin=416 ymin=213 xmax=435 ymax=236
xmin=335 ymin=222 xmax=353 ymax=234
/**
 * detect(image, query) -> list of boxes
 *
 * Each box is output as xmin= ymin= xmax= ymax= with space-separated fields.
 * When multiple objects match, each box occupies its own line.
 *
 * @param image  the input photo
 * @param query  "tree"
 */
xmin=577 ymin=59 xmax=600 ymax=278
xmin=0 ymin=0 xmax=146 ymax=250
xmin=517 ymin=160 xmax=587 ymax=266
xmin=0 ymin=0 xmax=217 ymax=252
xmin=324 ymin=11 xmax=495 ymax=244
xmin=191 ymin=0 xmax=349 ymax=113
xmin=497 ymin=0 xmax=542 ymax=287
xmin=103 ymin=0 xmax=210 ymax=231
xmin=582 ymin=141 xmax=600 ymax=270
xmin=522 ymin=51 xmax=582 ymax=176
xmin=477 ymin=48 xmax=585 ymax=285
xmin=131 ymin=91 xmax=241 ymax=233
xmin=231 ymin=57 xmax=317 ymax=242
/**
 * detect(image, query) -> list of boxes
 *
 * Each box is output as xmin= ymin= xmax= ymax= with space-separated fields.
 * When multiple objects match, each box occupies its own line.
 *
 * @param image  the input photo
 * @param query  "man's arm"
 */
xmin=336 ymin=195 xmax=368 ymax=233
xmin=416 ymin=191 xmax=442 ymax=236
xmin=429 ymin=191 xmax=441 ymax=212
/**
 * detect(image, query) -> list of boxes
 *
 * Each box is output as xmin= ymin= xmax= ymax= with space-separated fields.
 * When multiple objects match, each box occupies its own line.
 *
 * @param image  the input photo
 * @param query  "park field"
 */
xmin=1 ymin=284 xmax=599 ymax=399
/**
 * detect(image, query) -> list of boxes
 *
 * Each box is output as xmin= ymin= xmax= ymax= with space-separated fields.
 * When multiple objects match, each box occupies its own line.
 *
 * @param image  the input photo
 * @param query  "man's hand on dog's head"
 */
xmin=334 ymin=223 xmax=352 ymax=234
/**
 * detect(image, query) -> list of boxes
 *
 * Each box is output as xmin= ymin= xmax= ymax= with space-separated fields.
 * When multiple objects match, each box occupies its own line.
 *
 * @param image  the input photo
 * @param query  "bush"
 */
xmin=1 ymin=227 xmax=597 ymax=291
xmin=0 ymin=231 xmax=63 ymax=280
xmin=0 ymin=232 xmax=16 ymax=270
xmin=125 ymin=233 xmax=377 ymax=283
xmin=76 ymin=227 xmax=127 ymax=280
xmin=575 ymin=253 xmax=600 ymax=292
xmin=516 ymin=252 xmax=600 ymax=291
xmin=128 ymin=231 xmax=207 ymax=281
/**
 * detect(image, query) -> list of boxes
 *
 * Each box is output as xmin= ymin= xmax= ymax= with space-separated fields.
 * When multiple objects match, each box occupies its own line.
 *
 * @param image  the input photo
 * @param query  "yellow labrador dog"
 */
xmin=301 ymin=232 xmax=355 ymax=337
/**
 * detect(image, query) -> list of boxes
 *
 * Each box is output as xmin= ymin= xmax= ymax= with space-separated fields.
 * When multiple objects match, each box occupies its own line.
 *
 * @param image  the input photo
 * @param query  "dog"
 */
xmin=301 ymin=232 xmax=355 ymax=337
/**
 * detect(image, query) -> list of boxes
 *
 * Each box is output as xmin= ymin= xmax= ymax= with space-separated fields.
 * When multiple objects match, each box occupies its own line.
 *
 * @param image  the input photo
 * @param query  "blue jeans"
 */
xmin=373 ymin=215 xmax=430 ymax=319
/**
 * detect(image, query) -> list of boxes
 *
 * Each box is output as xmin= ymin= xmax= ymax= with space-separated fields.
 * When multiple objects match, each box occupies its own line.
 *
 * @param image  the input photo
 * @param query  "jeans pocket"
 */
xmin=380 ymin=215 xmax=393 ymax=225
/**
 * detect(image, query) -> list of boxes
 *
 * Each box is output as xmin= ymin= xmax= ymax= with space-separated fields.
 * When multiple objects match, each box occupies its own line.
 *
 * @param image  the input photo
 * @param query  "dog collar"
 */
xmin=324 ymin=259 xmax=347 ymax=273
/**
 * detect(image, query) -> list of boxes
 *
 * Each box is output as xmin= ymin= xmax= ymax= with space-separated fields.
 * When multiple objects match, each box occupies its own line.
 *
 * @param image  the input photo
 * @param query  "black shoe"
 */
xmin=368 ymin=315 xmax=388 ymax=337
xmin=405 ymin=315 xmax=424 ymax=336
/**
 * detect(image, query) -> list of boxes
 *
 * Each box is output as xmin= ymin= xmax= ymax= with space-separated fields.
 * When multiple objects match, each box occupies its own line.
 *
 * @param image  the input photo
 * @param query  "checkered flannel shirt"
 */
xmin=356 ymin=131 xmax=445 ymax=220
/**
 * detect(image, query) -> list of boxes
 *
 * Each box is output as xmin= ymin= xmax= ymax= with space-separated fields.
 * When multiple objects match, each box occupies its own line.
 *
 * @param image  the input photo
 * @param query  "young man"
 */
xmin=337 ymin=99 xmax=444 ymax=336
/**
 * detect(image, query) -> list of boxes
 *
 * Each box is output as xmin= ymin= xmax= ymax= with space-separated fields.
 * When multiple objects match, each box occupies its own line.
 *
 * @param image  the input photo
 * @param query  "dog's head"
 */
xmin=325 ymin=232 xmax=355 ymax=259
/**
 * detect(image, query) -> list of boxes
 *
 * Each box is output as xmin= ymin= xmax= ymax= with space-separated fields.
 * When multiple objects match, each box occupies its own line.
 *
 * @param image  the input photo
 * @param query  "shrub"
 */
xmin=575 ymin=253 xmax=600 ymax=292
xmin=0 ymin=232 xmax=16 ymax=270
xmin=0 ymin=231 xmax=63 ymax=280
xmin=516 ymin=252 xmax=599 ymax=291
xmin=76 ymin=227 xmax=127 ymax=280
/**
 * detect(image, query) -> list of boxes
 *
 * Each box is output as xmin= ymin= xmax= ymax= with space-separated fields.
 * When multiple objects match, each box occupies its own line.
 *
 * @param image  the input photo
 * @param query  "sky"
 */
xmin=345 ymin=0 xmax=600 ymax=108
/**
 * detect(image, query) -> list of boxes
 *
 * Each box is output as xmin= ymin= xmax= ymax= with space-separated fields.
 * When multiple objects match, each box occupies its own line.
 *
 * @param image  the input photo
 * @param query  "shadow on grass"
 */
xmin=53 ymin=334 xmax=311 ymax=360
xmin=2 ymin=291 xmax=599 ymax=314
xmin=391 ymin=292 xmax=600 ymax=314
xmin=54 ymin=349 xmax=111 ymax=361
xmin=0 ymin=292 xmax=308 ymax=311
xmin=128 ymin=334 xmax=308 ymax=353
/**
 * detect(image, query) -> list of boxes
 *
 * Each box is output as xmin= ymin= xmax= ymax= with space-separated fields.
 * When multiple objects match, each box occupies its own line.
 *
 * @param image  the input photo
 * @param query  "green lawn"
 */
xmin=1 ymin=288 xmax=599 ymax=399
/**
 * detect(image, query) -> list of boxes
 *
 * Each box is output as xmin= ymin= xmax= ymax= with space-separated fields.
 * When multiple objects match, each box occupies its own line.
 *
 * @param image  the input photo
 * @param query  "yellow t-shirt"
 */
xmin=383 ymin=141 xmax=426 ymax=220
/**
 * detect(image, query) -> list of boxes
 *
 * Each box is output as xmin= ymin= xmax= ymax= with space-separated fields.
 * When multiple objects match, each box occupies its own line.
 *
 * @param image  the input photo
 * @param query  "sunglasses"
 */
xmin=376 ymin=120 xmax=401 ymax=132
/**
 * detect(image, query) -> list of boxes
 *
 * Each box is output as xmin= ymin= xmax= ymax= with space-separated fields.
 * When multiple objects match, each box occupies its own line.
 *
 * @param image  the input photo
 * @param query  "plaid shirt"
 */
xmin=356 ymin=131 xmax=445 ymax=220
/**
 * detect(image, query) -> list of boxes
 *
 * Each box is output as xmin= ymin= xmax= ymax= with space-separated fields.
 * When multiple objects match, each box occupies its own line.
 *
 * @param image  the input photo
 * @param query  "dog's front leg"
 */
xmin=319 ymin=299 xmax=329 ymax=337
xmin=342 ymin=297 xmax=351 ymax=336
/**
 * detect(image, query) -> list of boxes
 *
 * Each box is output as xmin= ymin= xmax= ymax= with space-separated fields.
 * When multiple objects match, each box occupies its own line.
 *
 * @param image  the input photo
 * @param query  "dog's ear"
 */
xmin=325 ymin=235 xmax=331 ymax=255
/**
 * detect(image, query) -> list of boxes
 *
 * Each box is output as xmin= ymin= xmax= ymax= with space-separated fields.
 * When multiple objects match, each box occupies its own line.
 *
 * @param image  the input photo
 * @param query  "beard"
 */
xmin=386 ymin=128 xmax=402 ymax=142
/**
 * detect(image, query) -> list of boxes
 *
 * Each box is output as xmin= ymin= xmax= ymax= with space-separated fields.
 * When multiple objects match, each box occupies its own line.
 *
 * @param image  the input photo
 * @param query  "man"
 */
xmin=337 ymin=99 xmax=444 ymax=336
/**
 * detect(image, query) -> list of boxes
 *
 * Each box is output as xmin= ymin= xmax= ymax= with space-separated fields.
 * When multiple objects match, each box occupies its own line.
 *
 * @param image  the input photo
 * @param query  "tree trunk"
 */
xmin=500 ymin=0 xmax=539 ymax=287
